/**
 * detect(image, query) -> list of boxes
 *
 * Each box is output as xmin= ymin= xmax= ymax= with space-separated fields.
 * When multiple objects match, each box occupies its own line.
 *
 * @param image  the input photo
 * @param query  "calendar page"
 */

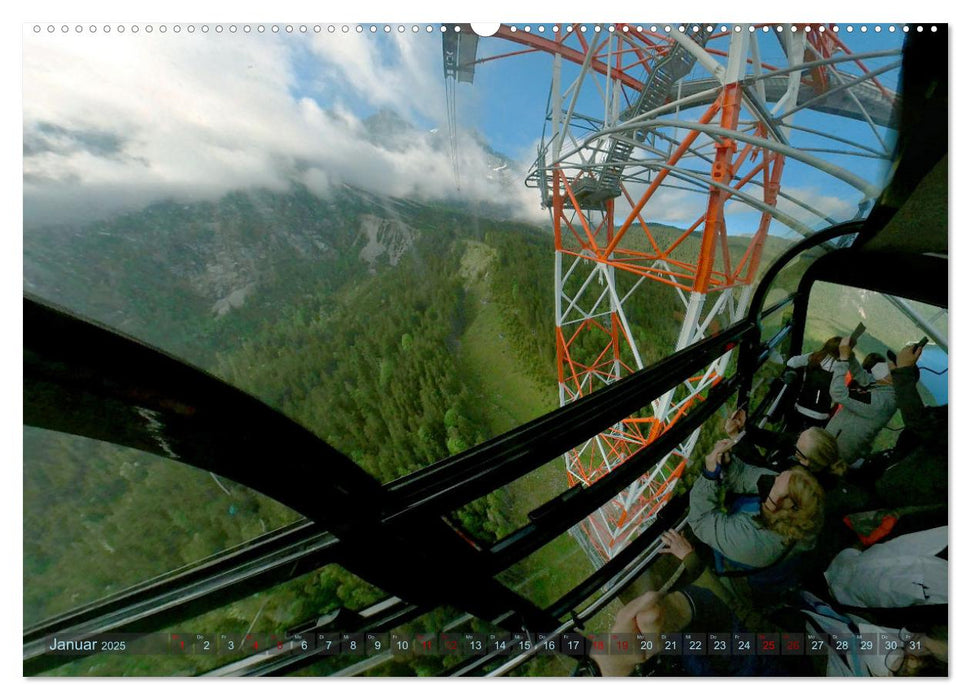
xmin=21 ymin=6 xmax=949 ymax=686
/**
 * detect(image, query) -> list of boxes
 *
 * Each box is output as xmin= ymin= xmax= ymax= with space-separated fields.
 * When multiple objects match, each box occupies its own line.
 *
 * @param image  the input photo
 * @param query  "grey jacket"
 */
xmin=688 ymin=457 xmax=805 ymax=568
xmin=826 ymin=358 xmax=897 ymax=463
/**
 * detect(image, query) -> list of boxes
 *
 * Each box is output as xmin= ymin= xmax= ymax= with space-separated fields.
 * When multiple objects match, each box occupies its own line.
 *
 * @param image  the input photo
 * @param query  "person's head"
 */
xmin=868 ymin=359 xmax=896 ymax=385
xmin=760 ymin=467 xmax=825 ymax=543
xmin=887 ymin=649 xmax=947 ymax=677
xmin=795 ymin=427 xmax=847 ymax=477
xmin=810 ymin=336 xmax=842 ymax=367
xmin=862 ymin=352 xmax=885 ymax=372
xmin=820 ymin=336 xmax=842 ymax=355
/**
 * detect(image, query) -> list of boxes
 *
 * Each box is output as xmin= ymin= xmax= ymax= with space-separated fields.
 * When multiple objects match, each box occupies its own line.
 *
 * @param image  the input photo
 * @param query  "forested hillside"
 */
xmin=24 ymin=183 xmax=791 ymax=675
xmin=24 ymin=187 xmax=566 ymax=675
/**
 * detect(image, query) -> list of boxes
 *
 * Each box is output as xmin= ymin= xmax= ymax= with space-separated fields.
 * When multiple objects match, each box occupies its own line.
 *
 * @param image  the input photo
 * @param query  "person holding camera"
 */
xmin=785 ymin=336 xmax=842 ymax=431
xmin=687 ymin=439 xmax=825 ymax=575
xmin=874 ymin=342 xmax=947 ymax=509
xmin=592 ymin=530 xmax=790 ymax=676
xmin=826 ymin=335 xmax=897 ymax=464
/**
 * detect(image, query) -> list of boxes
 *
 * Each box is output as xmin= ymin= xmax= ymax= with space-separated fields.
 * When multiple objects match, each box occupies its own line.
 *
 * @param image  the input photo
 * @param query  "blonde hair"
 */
xmin=800 ymin=427 xmax=848 ymax=477
xmin=760 ymin=467 xmax=825 ymax=543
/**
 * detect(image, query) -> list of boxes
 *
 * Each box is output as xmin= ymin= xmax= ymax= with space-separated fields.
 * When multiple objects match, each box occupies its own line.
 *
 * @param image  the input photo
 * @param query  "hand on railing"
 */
xmin=724 ymin=408 xmax=746 ymax=438
xmin=658 ymin=529 xmax=694 ymax=560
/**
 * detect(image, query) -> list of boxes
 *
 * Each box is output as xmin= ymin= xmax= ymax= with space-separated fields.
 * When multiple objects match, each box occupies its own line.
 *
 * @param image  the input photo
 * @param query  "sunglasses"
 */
xmin=884 ymin=629 xmax=922 ymax=675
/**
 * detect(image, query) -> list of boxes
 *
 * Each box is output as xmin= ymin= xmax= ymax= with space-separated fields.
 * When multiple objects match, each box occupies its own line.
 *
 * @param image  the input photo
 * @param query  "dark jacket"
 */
xmin=875 ymin=365 xmax=947 ymax=508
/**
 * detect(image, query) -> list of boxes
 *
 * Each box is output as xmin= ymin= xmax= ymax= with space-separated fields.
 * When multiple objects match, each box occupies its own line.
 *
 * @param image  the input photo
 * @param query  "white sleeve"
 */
xmin=868 ymin=526 xmax=948 ymax=557
xmin=786 ymin=353 xmax=811 ymax=369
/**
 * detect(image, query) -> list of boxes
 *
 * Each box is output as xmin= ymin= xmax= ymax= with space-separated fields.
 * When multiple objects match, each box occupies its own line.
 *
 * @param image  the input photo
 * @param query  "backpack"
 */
xmin=795 ymin=365 xmax=834 ymax=415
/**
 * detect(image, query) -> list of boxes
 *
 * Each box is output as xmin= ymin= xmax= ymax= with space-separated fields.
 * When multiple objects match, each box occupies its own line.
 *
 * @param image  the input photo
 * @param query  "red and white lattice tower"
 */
xmin=482 ymin=23 xmax=901 ymax=565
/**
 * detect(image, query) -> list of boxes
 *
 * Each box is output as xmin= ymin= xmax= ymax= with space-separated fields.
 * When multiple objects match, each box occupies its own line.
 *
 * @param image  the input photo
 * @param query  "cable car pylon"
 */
xmin=449 ymin=22 xmax=900 ymax=566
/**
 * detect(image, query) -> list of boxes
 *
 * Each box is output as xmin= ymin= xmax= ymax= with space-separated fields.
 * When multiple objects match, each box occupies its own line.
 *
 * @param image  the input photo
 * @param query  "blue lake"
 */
xmin=917 ymin=344 xmax=948 ymax=405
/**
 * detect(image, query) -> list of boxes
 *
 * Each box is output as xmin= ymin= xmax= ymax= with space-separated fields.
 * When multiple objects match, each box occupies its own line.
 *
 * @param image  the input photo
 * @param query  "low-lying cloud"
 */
xmin=23 ymin=30 xmax=548 ymax=227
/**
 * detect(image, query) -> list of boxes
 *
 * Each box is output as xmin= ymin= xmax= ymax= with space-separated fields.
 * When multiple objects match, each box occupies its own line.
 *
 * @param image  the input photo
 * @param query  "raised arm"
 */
xmin=891 ymin=344 xmax=933 ymax=432
xmin=786 ymin=353 xmax=811 ymax=369
xmin=687 ymin=449 xmax=782 ymax=568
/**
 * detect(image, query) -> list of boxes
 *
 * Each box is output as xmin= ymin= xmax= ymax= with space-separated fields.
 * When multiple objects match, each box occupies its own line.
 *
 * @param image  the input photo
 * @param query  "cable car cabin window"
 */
xmin=806 ymin=282 xmax=948 ymax=410
xmin=496 ymin=530 xmax=598 ymax=610
xmin=756 ymin=243 xmax=840 ymax=344
xmin=36 ymin=562 xmax=386 ymax=677
xmin=23 ymin=427 xmax=302 ymax=628
xmin=24 ymin=222 xmax=563 ymax=487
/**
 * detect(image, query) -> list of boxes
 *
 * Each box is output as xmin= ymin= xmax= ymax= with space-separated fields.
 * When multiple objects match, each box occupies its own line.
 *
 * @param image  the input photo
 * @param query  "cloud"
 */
xmin=736 ymin=183 xmax=862 ymax=235
xmin=612 ymin=182 xmax=709 ymax=226
xmin=307 ymin=31 xmax=445 ymax=124
xmin=22 ymin=29 xmax=545 ymax=227
xmin=719 ymin=176 xmax=862 ymax=236
xmin=771 ymin=185 xmax=860 ymax=226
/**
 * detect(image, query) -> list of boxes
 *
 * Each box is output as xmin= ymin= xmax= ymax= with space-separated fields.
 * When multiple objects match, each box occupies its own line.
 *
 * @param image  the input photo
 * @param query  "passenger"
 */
xmin=687 ymin=439 xmax=825 ymax=576
xmin=854 ymin=352 xmax=891 ymax=393
xmin=787 ymin=426 xmax=873 ymax=519
xmin=725 ymin=410 xmax=847 ymax=478
xmin=824 ymin=526 xmax=947 ymax=609
xmin=784 ymin=336 xmax=841 ymax=431
xmin=726 ymin=415 xmax=862 ymax=580
xmin=861 ymin=352 xmax=887 ymax=374
xmin=875 ymin=343 xmax=947 ymax=509
xmin=802 ymin=592 xmax=947 ymax=677
xmin=826 ymin=336 xmax=897 ymax=464
xmin=880 ymin=630 xmax=948 ymax=677
xmin=592 ymin=530 xmax=791 ymax=676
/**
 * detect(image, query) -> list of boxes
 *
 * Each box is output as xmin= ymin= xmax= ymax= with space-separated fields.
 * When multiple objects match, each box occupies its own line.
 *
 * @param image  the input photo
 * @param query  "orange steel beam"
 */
xmin=700 ymin=138 xmax=763 ymax=288
xmin=609 ymin=250 xmax=696 ymax=269
xmin=719 ymin=219 xmax=733 ymax=285
xmin=729 ymin=148 xmax=774 ymax=280
xmin=556 ymin=252 xmax=698 ymax=289
xmin=663 ymin=215 xmax=705 ymax=257
xmin=606 ymin=248 xmax=693 ymax=265
xmin=556 ymin=331 xmax=584 ymax=396
xmin=614 ymin=31 xmax=659 ymax=78
xmin=562 ymin=180 xmax=600 ymax=252
xmin=725 ymin=147 xmax=784 ymax=282
xmin=802 ymin=28 xmax=831 ymax=94
xmin=561 ymin=216 xmax=591 ymax=251
xmin=619 ymin=184 xmax=665 ymax=256
xmin=492 ymin=25 xmax=645 ymax=90
xmin=740 ymin=151 xmax=786 ymax=284
xmin=574 ymin=25 xmax=591 ymax=54
xmin=608 ymin=95 xmax=724 ymax=256
xmin=694 ymin=82 xmax=744 ymax=293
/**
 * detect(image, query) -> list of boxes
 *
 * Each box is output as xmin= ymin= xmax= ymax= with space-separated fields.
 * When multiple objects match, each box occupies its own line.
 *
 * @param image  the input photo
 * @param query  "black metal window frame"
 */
xmin=23 ymin=221 xmax=863 ymax=676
